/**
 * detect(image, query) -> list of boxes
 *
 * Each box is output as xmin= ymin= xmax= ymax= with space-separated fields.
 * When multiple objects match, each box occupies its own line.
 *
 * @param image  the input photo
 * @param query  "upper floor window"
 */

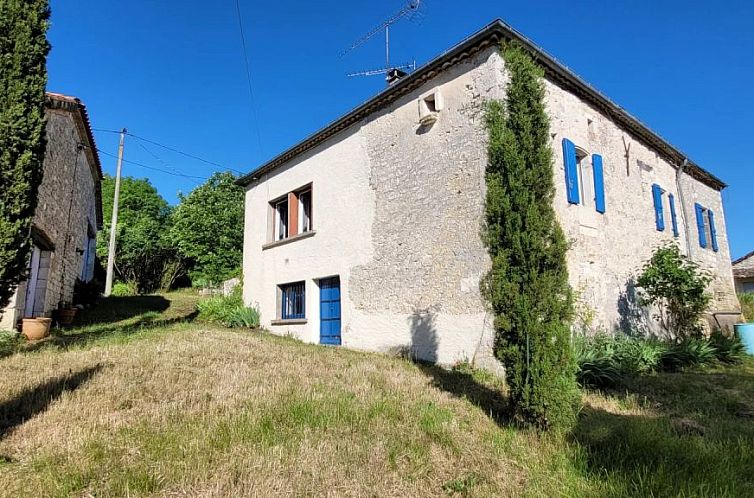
xmin=694 ymin=203 xmax=719 ymax=252
xmin=562 ymin=138 xmax=605 ymax=213
xmin=269 ymin=184 xmax=313 ymax=242
xmin=651 ymin=184 xmax=679 ymax=237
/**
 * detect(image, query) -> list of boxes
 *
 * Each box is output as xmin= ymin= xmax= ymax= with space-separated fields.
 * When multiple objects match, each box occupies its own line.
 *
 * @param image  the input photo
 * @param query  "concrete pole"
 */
xmin=104 ymin=128 xmax=127 ymax=296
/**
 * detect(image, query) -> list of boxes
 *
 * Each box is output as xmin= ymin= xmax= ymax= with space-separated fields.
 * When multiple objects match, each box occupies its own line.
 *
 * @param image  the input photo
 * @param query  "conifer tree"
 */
xmin=483 ymin=43 xmax=580 ymax=431
xmin=0 ymin=0 xmax=50 ymax=311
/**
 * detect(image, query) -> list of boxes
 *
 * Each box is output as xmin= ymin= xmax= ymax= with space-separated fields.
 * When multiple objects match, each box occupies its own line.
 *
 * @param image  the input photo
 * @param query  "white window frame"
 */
xmin=275 ymin=199 xmax=288 ymax=241
xmin=298 ymin=189 xmax=312 ymax=234
xmin=575 ymin=147 xmax=591 ymax=207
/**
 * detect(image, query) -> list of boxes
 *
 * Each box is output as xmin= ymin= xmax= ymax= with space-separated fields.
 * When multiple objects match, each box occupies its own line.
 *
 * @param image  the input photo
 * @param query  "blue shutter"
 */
xmin=652 ymin=184 xmax=664 ymax=231
xmin=708 ymin=210 xmax=719 ymax=252
xmin=592 ymin=154 xmax=605 ymax=213
xmin=668 ymin=193 xmax=679 ymax=238
xmin=695 ymin=203 xmax=707 ymax=248
xmin=562 ymin=138 xmax=580 ymax=204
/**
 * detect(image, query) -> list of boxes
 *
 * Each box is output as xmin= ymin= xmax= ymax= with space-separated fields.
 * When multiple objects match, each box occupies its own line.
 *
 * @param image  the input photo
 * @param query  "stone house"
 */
xmin=237 ymin=20 xmax=739 ymax=367
xmin=0 ymin=93 xmax=103 ymax=330
xmin=733 ymin=251 xmax=754 ymax=294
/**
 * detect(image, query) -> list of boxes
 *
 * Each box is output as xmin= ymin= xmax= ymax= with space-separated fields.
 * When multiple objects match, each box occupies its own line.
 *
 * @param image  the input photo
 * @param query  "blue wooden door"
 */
xmin=319 ymin=277 xmax=341 ymax=345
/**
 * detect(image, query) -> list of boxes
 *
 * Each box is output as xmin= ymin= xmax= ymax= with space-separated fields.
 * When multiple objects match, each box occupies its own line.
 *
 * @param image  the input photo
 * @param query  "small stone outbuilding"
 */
xmin=733 ymin=251 xmax=754 ymax=294
xmin=0 ymin=93 xmax=103 ymax=330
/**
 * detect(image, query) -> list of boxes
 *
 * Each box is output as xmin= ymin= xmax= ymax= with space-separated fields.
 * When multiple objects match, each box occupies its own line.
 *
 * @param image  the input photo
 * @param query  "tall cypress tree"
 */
xmin=483 ymin=43 xmax=579 ymax=431
xmin=0 ymin=0 xmax=50 ymax=311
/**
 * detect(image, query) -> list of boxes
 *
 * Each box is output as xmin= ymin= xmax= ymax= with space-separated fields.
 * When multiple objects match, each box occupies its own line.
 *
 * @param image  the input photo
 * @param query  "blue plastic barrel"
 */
xmin=735 ymin=324 xmax=754 ymax=355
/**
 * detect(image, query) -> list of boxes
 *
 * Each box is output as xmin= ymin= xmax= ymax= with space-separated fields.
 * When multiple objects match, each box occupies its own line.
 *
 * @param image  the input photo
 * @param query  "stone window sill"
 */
xmin=262 ymin=230 xmax=316 ymax=250
xmin=270 ymin=318 xmax=307 ymax=326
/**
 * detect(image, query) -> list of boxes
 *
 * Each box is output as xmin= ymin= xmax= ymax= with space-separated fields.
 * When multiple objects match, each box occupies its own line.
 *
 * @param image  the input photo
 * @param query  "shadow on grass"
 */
xmin=74 ymin=295 xmax=171 ymax=326
xmin=0 ymin=364 xmax=103 ymax=439
xmin=416 ymin=362 xmax=510 ymax=426
xmin=572 ymin=364 xmax=754 ymax=497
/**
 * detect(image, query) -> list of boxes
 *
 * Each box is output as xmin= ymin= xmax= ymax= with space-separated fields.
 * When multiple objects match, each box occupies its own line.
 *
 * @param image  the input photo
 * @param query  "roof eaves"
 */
xmin=236 ymin=19 xmax=726 ymax=191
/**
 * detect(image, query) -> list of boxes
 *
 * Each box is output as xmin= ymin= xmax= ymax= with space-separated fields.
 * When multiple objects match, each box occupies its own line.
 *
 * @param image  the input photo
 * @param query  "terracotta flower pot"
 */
xmin=57 ymin=308 xmax=77 ymax=325
xmin=21 ymin=317 xmax=52 ymax=341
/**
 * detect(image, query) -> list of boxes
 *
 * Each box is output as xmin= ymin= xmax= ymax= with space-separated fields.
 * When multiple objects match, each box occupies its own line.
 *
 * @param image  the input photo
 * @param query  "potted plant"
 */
xmin=21 ymin=317 xmax=52 ymax=340
xmin=735 ymin=293 xmax=754 ymax=355
xmin=56 ymin=301 xmax=77 ymax=325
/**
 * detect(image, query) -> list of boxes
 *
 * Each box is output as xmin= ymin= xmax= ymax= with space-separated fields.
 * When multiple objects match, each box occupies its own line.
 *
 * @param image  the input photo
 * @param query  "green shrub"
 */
xmin=574 ymin=335 xmax=667 ymax=388
xmin=636 ymin=244 xmax=711 ymax=339
xmin=196 ymin=292 xmax=259 ymax=328
xmin=709 ymin=329 xmax=747 ymax=364
xmin=0 ymin=330 xmax=21 ymax=358
xmin=739 ymin=292 xmax=754 ymax=322
xmin=111 ymin=281 xmax=138 ymax=297
xmin=660 ymin=338 xmax=716 ymax=371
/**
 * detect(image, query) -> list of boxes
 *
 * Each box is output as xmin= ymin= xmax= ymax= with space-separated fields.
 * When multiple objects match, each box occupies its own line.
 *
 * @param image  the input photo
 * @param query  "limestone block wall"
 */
xmin=544 ymin=75 xmax=738 ymax=334
xmin=0 ymin=110 xmax=99 ymax=329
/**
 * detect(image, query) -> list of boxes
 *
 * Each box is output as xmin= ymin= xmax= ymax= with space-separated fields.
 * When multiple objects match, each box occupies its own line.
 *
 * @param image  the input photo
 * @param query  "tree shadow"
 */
xmin=572 ymin=363 xmax=754 ymax=496
xmin=616 ymin=278 xmax=650 ymax=337
xmin=407 ymin=307 xmax=511 ymax=426
xmin=73 ymin=295 xmax=171 ymax=327
xmin=0 ymin=364 xmax=103 ymax=439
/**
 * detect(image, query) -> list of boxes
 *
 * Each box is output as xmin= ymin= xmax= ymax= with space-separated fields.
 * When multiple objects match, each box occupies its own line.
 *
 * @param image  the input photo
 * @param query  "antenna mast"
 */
xmin=343 ymin=0 xmax=423 ymax=85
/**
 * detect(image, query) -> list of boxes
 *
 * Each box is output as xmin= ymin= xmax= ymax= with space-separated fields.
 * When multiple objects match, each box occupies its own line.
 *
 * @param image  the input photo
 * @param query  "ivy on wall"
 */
xmin=481 ymin=43 xmax=580 ymax=432
xmin=0 ymin=0 xmax=50 ymax=311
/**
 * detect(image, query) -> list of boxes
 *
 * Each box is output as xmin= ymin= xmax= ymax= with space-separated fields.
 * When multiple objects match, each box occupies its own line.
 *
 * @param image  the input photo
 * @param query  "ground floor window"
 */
xmin=280 ymin=281 xmax=305 ymax=319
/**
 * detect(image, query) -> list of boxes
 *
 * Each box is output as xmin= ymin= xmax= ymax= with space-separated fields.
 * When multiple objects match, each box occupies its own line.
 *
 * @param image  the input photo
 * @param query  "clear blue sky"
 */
xmin=47 ymin=0 xmax=753 ymax=258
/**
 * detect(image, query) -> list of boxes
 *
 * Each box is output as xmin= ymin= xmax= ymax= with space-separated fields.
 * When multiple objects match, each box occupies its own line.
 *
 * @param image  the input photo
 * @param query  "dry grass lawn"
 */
xmin=1 ymin=292 xmax=753 ymax=497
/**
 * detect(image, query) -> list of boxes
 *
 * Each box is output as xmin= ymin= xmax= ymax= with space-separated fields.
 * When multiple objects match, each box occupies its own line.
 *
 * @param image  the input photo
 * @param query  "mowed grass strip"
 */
xmin=0 ymin=293 xmax=753 ymax=497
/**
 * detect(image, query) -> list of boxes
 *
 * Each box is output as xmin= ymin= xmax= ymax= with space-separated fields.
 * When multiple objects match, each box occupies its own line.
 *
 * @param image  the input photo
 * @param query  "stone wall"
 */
xmin=0 ymin=109 xmax=99 ymax=330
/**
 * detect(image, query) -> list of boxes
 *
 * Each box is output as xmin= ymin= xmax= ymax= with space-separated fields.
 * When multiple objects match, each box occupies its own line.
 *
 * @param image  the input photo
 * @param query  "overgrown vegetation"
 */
xmin=575 ymin=331 xmax=747 ymax=388
xmin=169 ymin=172 xmax=244 ymax=286
xmin=0 ymin=0 xmax=50 ymax=310
xmin=636 ymin=243 xmax=711 ymax=339
xmin=96 ymin=175 xmax=177 ymax=294
xmin=97 ymin=172 xmax=244 ymax=294
xmin=482 ymin=43 xmax=579 ymax=431
xmin=196 ymin=289 xmax=259 ymax=328
xmin=739 ymin=292 xmax=754 ymax=322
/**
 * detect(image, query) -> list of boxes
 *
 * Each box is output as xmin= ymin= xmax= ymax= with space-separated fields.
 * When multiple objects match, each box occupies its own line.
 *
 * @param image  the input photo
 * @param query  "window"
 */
xmin=280 ymin=281 xmax=305 ymax=319
xmin=268 ymin=184 xmax=313 ymax=243
xmin=298 ymin=189 xmax=312 ymax=233
xmin=575 ymin=148 xmax=590 ymax=207
xmin=694 ymin=203 xmax=719 ymax=252
xmin=275 ymin=199 xmax=288 ymax=241
xmin=562 ymin=138 xmax=605 ymax=213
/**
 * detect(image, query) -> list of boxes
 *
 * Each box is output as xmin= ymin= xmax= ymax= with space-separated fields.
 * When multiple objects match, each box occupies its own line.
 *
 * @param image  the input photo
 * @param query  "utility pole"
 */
xmin=104 ymin=128 xmax=126 ymax=297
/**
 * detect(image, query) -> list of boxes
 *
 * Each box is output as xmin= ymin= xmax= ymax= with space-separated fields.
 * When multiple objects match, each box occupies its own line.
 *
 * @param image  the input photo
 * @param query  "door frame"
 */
xmin=24 ymin=246 xmax=42 ymax=317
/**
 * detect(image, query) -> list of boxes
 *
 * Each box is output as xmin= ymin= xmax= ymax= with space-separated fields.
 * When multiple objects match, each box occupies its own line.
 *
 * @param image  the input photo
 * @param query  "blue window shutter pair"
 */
xmin=562 ymin=139 xmax=606 ymax=213
xmin=695 ymin=204 xmax=719 ymax=252
xmin=592 ymin=154 xmax=606 ymax=214
xmin=668 ymin=194 xmax=679 ymax=237
xmin=562 ymin=138 xmax=580 ymax=204
xmin=652 ymin=184 xmax=665 ymax=231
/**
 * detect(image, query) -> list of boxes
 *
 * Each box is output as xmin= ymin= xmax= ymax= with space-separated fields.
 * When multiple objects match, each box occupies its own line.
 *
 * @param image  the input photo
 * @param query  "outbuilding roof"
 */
xmin=45 ymin=92 xmax=104 ymax=229
xmin=236 ymin=19 xmax=726 ymax=191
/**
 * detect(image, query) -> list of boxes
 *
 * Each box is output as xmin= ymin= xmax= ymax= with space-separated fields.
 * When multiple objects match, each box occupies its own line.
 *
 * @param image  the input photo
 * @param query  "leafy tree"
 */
xmin=0 ymin=0 xmax=50 ymax=310
xmin=482 ymin=44 xmax=579 ymax=432
xmin=96 ymin=175 xmax=177 ymax=293
xmin=636 ymin=243 xmax=711 ymax=339
xmin=169 ymin=172 xmax=244 ymax=286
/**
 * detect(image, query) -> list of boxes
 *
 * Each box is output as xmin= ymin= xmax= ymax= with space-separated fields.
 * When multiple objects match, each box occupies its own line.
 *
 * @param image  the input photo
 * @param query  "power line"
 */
xmin=92 ymin=128 xmax=245 ymax=176
xmin=96 ymin=147 xmax=208 ymax=182
xmin=234 ymin=0 xmax=264 ymax=157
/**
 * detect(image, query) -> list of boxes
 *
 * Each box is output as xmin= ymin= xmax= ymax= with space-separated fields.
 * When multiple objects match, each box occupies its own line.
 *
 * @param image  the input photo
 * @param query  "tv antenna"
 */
xmin=342 ymin=0 xmax=423 ymax=85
